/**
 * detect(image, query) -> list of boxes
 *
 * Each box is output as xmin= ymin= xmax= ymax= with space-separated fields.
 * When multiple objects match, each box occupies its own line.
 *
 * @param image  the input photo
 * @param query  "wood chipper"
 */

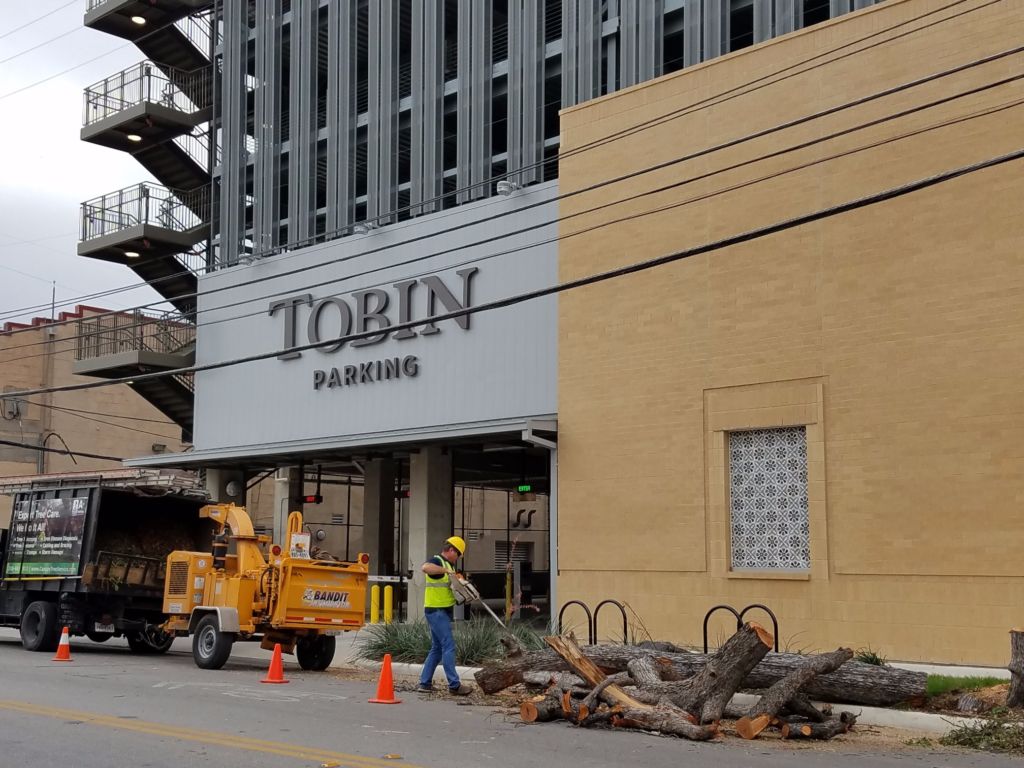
xmin=161 ymin=503 xmax=368 ymax=670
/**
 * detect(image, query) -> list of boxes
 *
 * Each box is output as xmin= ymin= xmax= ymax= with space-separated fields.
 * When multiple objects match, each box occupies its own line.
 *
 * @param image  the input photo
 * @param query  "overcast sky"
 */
xmin=0 ymin=1 xmax=171 ymax=324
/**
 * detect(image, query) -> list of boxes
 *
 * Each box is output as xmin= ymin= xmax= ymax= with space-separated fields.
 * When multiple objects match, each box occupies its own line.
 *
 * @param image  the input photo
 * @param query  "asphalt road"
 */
xmin=0 ymin=629 xmax=1017 ymax=768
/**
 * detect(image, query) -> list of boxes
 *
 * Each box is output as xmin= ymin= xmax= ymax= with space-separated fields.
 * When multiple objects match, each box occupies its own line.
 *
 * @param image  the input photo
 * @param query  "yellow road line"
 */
xmin=0 ymin=700 xmax=424 ymax=768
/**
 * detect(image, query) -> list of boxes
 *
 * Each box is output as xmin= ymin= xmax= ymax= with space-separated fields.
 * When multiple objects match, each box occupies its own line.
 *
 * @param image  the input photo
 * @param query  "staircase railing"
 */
xmin=81 ymin=182 xmax=210 ymax=247
xmin=174 ymin=130 xmax=212 ymax=171
xmin=83 ymin=61 xmax=212 ymax=126
xmin=176 ymin=10 xmax=215 ymax=60
xmin=75 ymin=310 xmax=196 ymax=362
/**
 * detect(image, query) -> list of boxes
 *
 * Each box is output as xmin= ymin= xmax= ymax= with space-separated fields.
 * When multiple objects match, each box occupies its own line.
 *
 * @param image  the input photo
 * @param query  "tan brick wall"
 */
xmin=558 ymin=0 xmax=1024 ymax=663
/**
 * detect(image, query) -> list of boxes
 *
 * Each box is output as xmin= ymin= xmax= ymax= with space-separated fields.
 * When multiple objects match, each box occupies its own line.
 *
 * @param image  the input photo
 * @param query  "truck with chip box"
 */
xmin=0 ymin=473 xmax=369 ymax=671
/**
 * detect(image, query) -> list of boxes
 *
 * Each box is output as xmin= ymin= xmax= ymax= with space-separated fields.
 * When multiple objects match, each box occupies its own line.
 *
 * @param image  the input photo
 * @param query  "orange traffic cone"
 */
xmin=260 ymin=643 xmax=289 ymax=684
xmin=52 ymin=626 xmax=72 ymax=662
xmin=368 ymin=653 xmax=401 ymax=704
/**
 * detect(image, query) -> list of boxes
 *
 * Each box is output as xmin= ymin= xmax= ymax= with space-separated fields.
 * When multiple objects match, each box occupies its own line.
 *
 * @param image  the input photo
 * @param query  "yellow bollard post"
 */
xmin=370 ymin=584 xmax=380 ymax=624
xmin=383 ymin=585 xmax=393 ymax=624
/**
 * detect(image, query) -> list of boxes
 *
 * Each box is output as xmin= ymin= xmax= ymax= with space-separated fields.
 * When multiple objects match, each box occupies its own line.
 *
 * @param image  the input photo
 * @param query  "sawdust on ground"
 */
xmin=926 ymin=683 xmax=1012 ymax=715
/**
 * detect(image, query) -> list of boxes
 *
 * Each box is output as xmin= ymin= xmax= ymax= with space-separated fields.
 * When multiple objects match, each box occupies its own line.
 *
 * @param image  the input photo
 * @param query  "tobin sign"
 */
xmin=267 ymin=267 xmax=477 ymax=392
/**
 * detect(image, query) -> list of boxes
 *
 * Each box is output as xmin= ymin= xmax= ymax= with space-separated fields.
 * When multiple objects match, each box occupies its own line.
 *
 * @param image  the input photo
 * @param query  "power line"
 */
xmin=0 ymin=91 xmax=1009 ymax=369
xmin=43 ymin=405 xmax=182 ymax=439
xmin=0 ymin=26 xmax=83 ymax=65
xmin=0 ymin=0 xmax=77 ymax=41
xmin=1 ymin=84 xmax=1020 ymax=372
xmin=4 ymin=94 xmax=1018 ymax=375
xmin=0 ymin=232 xmax=77 ymax=248
xmin=4 ymin=145 xmax=1020 ymax=402
xmin=0 ymin=43 xmax=132 ymax=101
xmin=0 ymin=0 xmax=988 ymax=325
xmin=25 ymin=401 xmax=179 ymax=425
xmin=1 ymin=50 xmax=1018 ymax=362
xmin=0 ymin=438 xmax=122 ymax=463
xmin=0 ymin=262 xmax=76 ymax=292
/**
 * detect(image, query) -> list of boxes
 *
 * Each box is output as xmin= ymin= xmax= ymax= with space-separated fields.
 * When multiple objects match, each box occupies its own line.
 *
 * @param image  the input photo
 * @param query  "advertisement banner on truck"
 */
xmin=5 ymin=496 xmax=89 ymax=576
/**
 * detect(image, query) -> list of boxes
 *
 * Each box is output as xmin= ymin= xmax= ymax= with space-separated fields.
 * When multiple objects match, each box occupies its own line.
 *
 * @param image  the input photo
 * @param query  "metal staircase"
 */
xmin=78 ymin=0 xmax=217 ymax=440
xmin=74 ymin=310 xmax=196 ymax=442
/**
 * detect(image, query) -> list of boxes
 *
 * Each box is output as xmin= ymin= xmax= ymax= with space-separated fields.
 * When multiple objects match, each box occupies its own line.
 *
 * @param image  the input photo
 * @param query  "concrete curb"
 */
xmin=726 ymin=692 xmax=981 ymax=735
xmin=346 ymin=655 xmax=480 ymax=685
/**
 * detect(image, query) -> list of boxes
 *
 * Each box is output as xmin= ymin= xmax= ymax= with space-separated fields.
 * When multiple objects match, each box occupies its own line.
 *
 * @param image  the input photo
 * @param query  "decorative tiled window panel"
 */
xmin=729 ymin=427 xmax=810 ymax=571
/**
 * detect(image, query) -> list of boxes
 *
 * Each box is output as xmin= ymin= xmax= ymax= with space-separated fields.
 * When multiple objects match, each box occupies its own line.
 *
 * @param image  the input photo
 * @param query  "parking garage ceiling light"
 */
xmin=126 ymin=133 xmax=142 ymax=142
xmin=124 ymin=251 xmax=140 ymax=258
xmin=131 ymin=16 xmax=146 ymax=25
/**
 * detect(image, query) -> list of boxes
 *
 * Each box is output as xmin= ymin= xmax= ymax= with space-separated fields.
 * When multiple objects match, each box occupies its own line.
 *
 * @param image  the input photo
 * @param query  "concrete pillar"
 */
xmin=205 ymin=468 xmax=245 ymax=504
xmin=406 ymin=446 xmax=453 ymax=619
xmin=272 ymin=467 xmax=303 ymax=544
xmin=362 ymin=458 xmax=396 ymax=576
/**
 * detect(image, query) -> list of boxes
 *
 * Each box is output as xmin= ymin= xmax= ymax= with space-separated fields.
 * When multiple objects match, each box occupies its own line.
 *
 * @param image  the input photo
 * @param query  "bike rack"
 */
xmin=593 ymin=599 xmax=628 ymax=645
xmin=557 ymin=599 xmax=630 ymax=645
xmin=557 ymin=600 xmax=595 ymax=645
xmin=702 ymin=603 xmax=780 ymax=653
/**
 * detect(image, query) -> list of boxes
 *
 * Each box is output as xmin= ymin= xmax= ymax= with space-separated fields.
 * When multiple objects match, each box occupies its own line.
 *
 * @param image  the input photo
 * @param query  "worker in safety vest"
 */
xmin=418 ymin=536 xmax=472 ymax=695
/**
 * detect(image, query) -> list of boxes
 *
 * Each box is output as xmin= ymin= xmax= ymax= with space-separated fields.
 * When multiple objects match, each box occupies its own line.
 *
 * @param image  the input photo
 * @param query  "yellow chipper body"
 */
xmin=162 ymin=503 xmax=368 ymax=670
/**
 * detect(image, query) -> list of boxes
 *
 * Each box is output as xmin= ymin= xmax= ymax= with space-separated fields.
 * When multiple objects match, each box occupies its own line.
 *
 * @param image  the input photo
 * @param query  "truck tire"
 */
xmin=296 ymin=635 xmax=336 ymax=671
xmin=192 ymin=615 xmax=233 ymax=670
xmin=127 ymin=627 xmax=174 ymax=655
xmin=20 ymin=601 xmax=60 ymax=652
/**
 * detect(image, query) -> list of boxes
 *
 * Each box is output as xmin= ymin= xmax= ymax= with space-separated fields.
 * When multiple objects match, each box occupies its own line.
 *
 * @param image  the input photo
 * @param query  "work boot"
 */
xmin=449 ymin=684 xmax=472 ymax=696
xmin=417 ymin=684 xmax=434 ymax=693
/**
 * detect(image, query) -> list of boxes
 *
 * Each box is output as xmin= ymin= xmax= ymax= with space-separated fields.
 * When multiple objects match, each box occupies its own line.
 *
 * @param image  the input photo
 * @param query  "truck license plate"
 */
xmin=94 ymin=622 xmax=115 ymax=633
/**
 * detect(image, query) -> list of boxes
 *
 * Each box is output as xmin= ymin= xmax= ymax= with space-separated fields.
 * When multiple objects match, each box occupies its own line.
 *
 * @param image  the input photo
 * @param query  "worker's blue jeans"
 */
xmin=420 ymin=607 xmax=460 ymax=690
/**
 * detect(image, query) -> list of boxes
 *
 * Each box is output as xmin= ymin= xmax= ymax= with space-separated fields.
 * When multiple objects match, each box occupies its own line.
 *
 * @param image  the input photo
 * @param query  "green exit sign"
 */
xmin=517 ymin=484 xmax=532 ymax=493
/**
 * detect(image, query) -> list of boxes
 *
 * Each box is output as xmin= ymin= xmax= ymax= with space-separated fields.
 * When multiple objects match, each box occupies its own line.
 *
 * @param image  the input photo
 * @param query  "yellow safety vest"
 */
xmin=424 ymin=556 xmax=456 ymax=609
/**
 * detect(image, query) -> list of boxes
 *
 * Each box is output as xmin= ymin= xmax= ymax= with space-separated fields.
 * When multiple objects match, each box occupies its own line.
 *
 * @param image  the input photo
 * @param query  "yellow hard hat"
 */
xmin=445 ymin=536 xmax=467 ymax=556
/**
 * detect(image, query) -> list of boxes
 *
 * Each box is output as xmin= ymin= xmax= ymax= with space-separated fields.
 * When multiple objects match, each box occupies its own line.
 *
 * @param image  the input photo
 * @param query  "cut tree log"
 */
xmin=544 ymin=635 xmax=651 ymax=712
xmin=684 ymin=623 xmax=775 ymax=723
xmin=520 ymin=695 xmax=565 ymax=723
xmin=614 ymin=703 xmax=719 ymax=741
xmin=476 ymin=644 xmax=924 ymax=707
xmin=544 ymin=635 xmax=720 ymax=741
xmin=582 ymin=672 xmax=633 ymax=712
xmin=627 ymin=657 xmax=664 ymax=686
xmin=781 ymin=694 xmax=828 ymax=723
xmin=735 ymin=647 xmax=854 ymax=740
xmin=560 ymin=624 xmax=773 ymax=724
xmin=1008 ymin=629 xmax=1024 ymax=708
xmin=781 ymin=712 xmax=858 ymax=740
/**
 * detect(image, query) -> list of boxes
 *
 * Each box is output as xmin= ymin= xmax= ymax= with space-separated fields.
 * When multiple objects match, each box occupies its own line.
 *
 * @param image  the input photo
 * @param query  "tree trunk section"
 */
xmin=1008 ymin=629 xmax=1024 ymax=708
xmin=781 ymin=694 xmax=828 ymax=723
xmin=544 ymin=635 xmax=651 ymax=712
xmin=736 ymin=647 xmax=853 ymax=739
xmin=616 ymin=625 xmax=773 ymax=721
xmin=582 ymin=672 xmax=632 ymax=712
xmin=781 ymin=712 xmax=857 ymax=740
xmin=520 ymin=695 xmax=565 ymax=723
xmin=627 ymin=657 xmax=664 ymax=686
xmin=476 ymin=645 xmax=924 ymax=706
xmin=615 ymin=703 xmax=719 ymax=741
xmin=692 ymin=623 xmax=774 ymax=723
